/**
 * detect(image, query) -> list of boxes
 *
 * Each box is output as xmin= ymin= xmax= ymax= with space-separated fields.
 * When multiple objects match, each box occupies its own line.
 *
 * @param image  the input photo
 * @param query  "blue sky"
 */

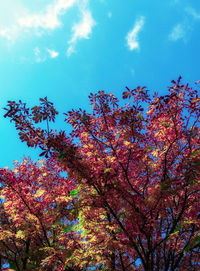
xmin=0 ymin=0 xmax=200 ymax=168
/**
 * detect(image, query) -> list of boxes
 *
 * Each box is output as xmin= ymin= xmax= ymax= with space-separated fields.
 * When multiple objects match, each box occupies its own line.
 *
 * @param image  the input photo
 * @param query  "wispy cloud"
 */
xmin=169 ymin=6 xmax=200 ymax=43
xmin=47 ymin=49 xmax=59 ymax=58
xmin=185 ymin=7 xmax=200 ymax=20
xmin=24 ymin=47 xmax=59 ymax=63
xmin=0 ymin=28 xmax=16 ymax=41
xmin=67 ymin=7 xmax=95 ymax=56
xmin=34 ymin=47 xmax=46 ymax=63
xmin=0 ymin=0 xmax=77 ymax=41
xmin=126 ymin=16 xmax=145 ymax=51
xmin=66 ymin=45 xmax=76 ymax=57
xmin=0 ymin=0 xmax=96 ymax=58
xmin=18 ymin=0 xmax=77 ymax=30
xmin=169 ymin=23 xmax=187 ymax=41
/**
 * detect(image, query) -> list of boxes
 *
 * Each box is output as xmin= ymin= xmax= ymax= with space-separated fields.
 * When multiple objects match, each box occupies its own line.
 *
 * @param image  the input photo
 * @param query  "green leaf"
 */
xmin=70 ymin=189 xmax=78 ymax=197
xmin=191 ymin=151 xmax=199 ymax=157
xmin=64 ymin=263 xmax=71 ymax=269
xmin=145 ymin=146 xmax=154 ymax=150
xmin=78 ymin=210 xmax=82 ymax=219
xmin=53 ymin=243 xmax=65 ymax=249
xmin=173 ymin=224 xmax=182 ymax=234
xmin=162 ymin=122 xmax=169 ymax=126
xmin=62 ymin=225 xmax=72 ymax=233
xmin=80 ymin=218 xmax=85 ymax=226
xmin=184 ymin=235 xmax=200 ymax=253
xmin=104 ymin=168 xmax=111 ymax=173
xmin=184 ymin=243 xmax=190 ymax=254
xmin=58 ymin=152 xmax=66 ymax=159
xmin=136 ymin=113 xmax=143 ymax=119
xmin=193 ymin=236 xmax=200 ymax=245
xmin=70 ymin=185 xmax=81 ymax=197
xmin=159 ymin=183 xmax=165 ymax=188
xmin=118 ymin=211 xmax=125 ymax=217
xmin=10 ymin=263 xmax=17 ymax=269
xmin=67 ymin=249 xmax=73 ymax=258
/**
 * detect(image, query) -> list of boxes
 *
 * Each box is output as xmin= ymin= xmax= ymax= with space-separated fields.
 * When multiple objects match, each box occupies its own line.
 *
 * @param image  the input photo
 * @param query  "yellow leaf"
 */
xmin=27 ymin=214 xmax=38 ymax=221
xmin=3 ymin=201 xmax=11 ymax=208
xmin=56 ymin=196 xmax=69 ymax=202
xmin=124 ymin=141 xmax=130 ymax=146
xmin=14 ymin=168 xmax=18 ymax=173
xmin=0 ymin=230 xmax=13 ymax=240
xmin=109 ymin=157 xmax=115 ymax=162
xmin=0 ymin=195 xmax=5 ymax=200
xmin=152 ymin=150 xmax=158 ymax=157
xmin=147 ymin=196 xmax=155 ymax=202
xmin=38 ymin=159 xmax=45 ymax=165
xmin=35 ymin=188 xmax=45 ymax=197
xmin=16 ymin=230 xmax=25 ymax=239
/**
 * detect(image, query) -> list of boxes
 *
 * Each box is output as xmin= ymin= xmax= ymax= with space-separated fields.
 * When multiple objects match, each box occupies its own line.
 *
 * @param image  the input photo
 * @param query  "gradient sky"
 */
xmin=0 ymin=0 xmax=200 ymax=168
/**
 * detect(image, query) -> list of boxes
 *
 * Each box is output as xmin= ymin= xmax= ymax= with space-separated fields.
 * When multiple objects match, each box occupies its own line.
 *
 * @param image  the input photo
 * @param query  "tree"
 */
xmin=2 ymin=77 xmax=200 ymax=270
xmin=0 ymin=159 xmax=84 ymax=270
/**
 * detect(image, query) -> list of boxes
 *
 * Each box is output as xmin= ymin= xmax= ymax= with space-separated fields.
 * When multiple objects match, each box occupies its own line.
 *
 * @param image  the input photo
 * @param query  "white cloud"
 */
xmin=0 ymin=0 xmax=96 ymax=58
xmin=0 ymin=1 xmax=27 ymax=41
xmin=169 ymin=23 xmax=186 ymax=41
xmin=70 ymin=10 xmax=95 ymax=42
xmin=0 ymin=27 xmax=16 ymax=41
xmin=185 ymin=7 xmax=200 ymax=20
xmin=25 ymin=47 xmax=59 ymax=63
xmin=67 ymin=8 xmax=95 ymax=56
xmin=18 ymin=0 xmax=77 ymax=30
xmin=0 ymin=0 xmax=78 ymax=41
xmin=126 ymin=16 xmax=145 ymax=51
xmin=169 ymin=7 xmax=199 ymax=43
xmin=0 ymin=1 xmax=27 ymax=27
xmin=47 ymin=48 xmax=59 ymax=58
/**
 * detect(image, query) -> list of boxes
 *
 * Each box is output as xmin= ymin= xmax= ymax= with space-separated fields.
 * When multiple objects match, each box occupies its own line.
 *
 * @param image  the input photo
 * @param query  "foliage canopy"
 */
xmin=1 ymin=77 xmax=200 ymax=270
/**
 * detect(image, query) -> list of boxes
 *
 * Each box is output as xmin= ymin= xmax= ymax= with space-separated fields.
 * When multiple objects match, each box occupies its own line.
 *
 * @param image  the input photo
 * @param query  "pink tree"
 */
xmin=2 ymin=77 xmax=200 ymax=270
